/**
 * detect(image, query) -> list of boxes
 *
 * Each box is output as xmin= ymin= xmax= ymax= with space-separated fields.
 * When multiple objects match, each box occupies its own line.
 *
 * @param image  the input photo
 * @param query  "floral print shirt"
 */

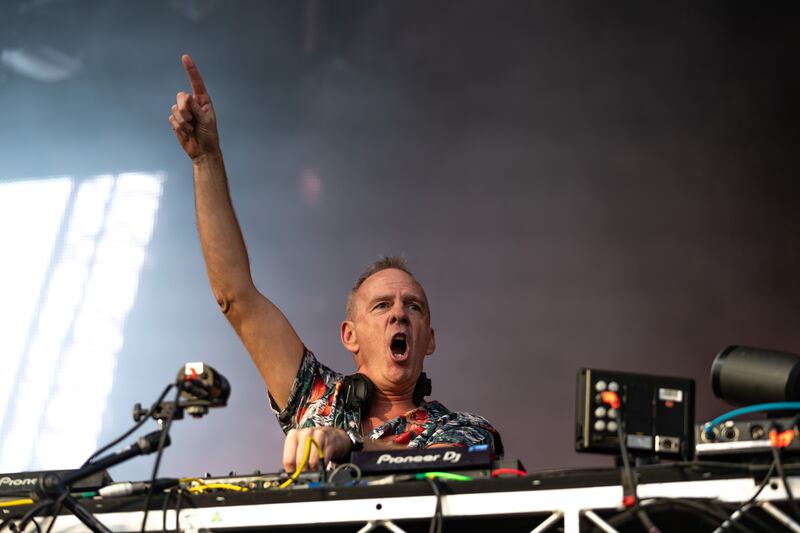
xmin=269 ymin=349 xmax=503 ymax=456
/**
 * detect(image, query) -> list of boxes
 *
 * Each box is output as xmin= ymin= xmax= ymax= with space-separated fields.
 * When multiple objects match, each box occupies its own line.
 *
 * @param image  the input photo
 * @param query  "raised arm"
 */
xmin=169 ymin=54 xmax=303 ymax=409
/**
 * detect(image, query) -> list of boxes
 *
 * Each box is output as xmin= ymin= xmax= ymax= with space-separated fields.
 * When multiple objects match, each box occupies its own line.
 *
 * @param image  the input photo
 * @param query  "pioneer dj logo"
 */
xmin=376 ymin=450 xmax=462 ymax=465
xmin=0 ymin=476 xmax=36 ymax=488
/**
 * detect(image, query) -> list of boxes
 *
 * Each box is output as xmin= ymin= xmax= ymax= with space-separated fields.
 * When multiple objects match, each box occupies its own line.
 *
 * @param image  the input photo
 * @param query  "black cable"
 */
xmin=42 ymin=492 xmax=68 ymax=533
xmin=424 ymin=477 xmax=442 ymax=533
xmin=771 ymin=444 xmax=800 ymax=519
xmin=643 ymin=498 xmax=753 ymax=532
xmin=603 ymin=499 xmax=734 ymax=533
xmin=161 ymin=489 xmax=172 ymax=533
xmin=692 ymin=500 xmax=754 ymax=531
xmin=10 ymin=500 xmax=54 ymax=533
xmin=13 ymin=502 xmax=53 ymax=532
xmin=705 ymin=501 xmax=761 ymax=533
xmin=614 ymin=408 xmax=659 ymax=533
xmin=607 ymin=499 xmax=718 ymax=527
xmin=675 ymin=499 xmax=754 ymax=533
xmin=140 ymin=382 xmax=182 ymax=532
xmin=615 ymin=421 xmax=637 ymax=497
xmin=4 ymin=518 xmax=42 ymax=533
xmin=160 ymin=486 xmax=185 ymax=533
xmin=83 ymin=383 xmax=174 ymax=467
xmin=717 ymin=457 xmax=777 ymax=532
xmin=174 ymin=489 xmax=183 ymax=533
xmin=43 ymin=506 xmax=61 ymax=533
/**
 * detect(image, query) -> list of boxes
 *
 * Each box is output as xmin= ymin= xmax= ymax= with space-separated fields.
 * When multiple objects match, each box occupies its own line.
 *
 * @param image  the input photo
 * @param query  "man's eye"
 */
xmin=408 ymin=303 xmax=421 ymax=311
xmin=375 ymin=302 xmax=389 ymax=310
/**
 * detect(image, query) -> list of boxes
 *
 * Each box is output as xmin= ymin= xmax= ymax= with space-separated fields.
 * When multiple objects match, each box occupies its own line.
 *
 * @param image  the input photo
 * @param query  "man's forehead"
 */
xmin=357 ymin=268 xmax=427 ymax=301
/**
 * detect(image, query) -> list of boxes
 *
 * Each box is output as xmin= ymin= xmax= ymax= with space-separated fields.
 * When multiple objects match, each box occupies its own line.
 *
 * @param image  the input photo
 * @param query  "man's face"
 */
xmin=341 ymin=268 xmax=435 ymax=393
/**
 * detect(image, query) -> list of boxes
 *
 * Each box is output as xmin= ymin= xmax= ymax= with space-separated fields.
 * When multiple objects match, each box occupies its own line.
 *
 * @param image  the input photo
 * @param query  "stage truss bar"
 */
xmin=758 ymin=501 xmax=800 ymax=532
xmin=582 ymin=509 xmax=620 ymax=533
xmin=12 ymin=473 xmax=800 ymax=532
xmin=530 ymin=510 xmax=562 ymax=533
xmin=355 ymin=519 xmax=408 ymax=533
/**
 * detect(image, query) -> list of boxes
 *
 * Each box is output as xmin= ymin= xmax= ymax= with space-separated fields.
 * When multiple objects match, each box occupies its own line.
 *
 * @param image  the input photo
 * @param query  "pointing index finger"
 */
xmin=181 ymin=54 xmax=208 ymax=98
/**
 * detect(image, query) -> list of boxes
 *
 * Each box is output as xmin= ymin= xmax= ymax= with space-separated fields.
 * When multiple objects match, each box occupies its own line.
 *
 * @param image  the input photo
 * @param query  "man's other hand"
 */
xmin=283 ymin=427 xmax=353 ymax=473
xmin=169 ymin=54 xmax=220 ymax=160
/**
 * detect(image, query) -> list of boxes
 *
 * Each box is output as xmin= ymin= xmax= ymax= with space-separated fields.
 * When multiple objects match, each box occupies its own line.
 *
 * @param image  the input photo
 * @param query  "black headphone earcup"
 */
xmin=343 ymin=373 xmax=374 ymax=418
xmin=413 ymin=372 xmax=432 ymax=406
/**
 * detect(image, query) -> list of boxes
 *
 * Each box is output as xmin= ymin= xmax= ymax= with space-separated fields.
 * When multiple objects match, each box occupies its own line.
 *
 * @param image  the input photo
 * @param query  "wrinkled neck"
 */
xmin=367 ymin=385 xmax=416 ymax=421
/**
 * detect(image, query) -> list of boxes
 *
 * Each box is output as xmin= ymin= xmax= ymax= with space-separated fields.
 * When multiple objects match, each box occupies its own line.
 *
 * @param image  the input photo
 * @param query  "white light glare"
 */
xmin=0 ymin=177 xmax=73 ymax=443
xmin=0 ymin=172 xmax=165 ymax=472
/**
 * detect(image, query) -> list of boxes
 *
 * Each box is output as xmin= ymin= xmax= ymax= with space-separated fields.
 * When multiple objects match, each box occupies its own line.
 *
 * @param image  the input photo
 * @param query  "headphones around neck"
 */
xmin=342 ymin=372 xmax=432 ymax=419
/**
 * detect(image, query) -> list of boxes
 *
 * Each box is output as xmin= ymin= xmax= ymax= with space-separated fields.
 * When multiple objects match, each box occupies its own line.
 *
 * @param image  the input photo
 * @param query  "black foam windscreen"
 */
xmin=711 ymin=345 xmax=800 ymax=405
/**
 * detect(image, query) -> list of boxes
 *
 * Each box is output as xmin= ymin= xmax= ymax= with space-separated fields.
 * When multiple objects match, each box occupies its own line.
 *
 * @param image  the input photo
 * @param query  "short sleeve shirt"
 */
xmin=269 ymin=349 xmax=504 ymax=456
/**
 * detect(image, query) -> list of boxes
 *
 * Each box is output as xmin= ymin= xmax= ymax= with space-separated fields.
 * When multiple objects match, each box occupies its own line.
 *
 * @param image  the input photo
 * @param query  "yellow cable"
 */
xmin=187 ymin=483 xmax=248 ymax=494
xmin=0 ymin=498 xmax=34 ymax=507
xmin=278 ymin=437 xmax=324 ymax=489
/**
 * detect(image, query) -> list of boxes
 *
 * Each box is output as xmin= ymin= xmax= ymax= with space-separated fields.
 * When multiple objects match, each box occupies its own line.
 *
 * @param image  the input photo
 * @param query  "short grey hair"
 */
xmin=345 ymin=256 xmax=416 ymax=320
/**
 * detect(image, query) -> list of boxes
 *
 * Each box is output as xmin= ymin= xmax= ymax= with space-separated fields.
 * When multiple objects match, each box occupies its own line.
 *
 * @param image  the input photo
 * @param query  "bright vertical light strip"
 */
xmin=0 ymin=175 xmax=114 ymax=471
xmin=0 ymin=172 xmax=165 ymax=472
xmin=0 ymin=177 xmax=73 ymax=444
xmin=35 ymin=172 xmax=165 ymax=469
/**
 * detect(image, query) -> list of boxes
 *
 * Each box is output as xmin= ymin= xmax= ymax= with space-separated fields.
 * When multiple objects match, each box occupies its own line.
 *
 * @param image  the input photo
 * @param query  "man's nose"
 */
xmin=389 ymin=303 xmax=410 ymax=325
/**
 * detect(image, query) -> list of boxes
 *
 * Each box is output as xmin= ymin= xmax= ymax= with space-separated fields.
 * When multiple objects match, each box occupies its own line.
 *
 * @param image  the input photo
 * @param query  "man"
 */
xmin=168 ymin=54 xmax=502 ymax=473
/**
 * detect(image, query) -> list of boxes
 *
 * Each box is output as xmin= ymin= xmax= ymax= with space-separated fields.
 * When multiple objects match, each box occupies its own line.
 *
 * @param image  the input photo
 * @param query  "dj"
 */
xmin=168 ymin=54 xmax=503 ymax=473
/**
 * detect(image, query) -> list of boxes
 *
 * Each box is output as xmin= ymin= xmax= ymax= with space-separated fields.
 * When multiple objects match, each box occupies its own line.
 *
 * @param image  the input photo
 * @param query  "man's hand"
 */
xmin=283 ymin=427 xmax=353 ymax=473
xmin=169 ymin=54 xmax=220 ymax=160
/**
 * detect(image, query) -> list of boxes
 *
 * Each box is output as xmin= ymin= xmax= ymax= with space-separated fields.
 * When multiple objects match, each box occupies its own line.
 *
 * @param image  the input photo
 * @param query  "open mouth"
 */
xmin=390 ymin=333 xmax=409 ymax=361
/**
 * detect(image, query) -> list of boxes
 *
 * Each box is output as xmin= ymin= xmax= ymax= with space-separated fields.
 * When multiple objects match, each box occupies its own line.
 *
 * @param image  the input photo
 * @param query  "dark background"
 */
xmin=2 ymin=0 xmax=799 ymax=480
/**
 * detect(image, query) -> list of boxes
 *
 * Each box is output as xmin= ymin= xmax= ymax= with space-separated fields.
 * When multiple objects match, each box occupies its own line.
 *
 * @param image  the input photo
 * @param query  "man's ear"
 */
xmin=340 ymin=320 xmax=359 ymax=354
xmin=425 ymin=327 xmax=436 ymax=356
